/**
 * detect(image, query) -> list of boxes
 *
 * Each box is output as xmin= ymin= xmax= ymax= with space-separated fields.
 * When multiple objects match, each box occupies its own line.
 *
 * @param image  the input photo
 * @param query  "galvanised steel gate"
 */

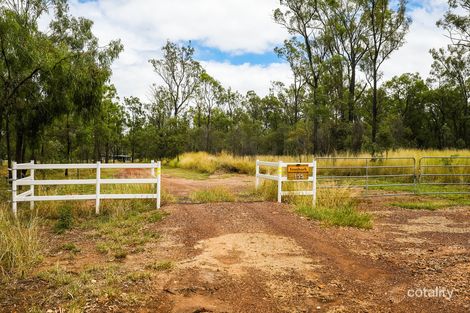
xmin=315 ymin=156 xmax=470 ymax=196
xmin=418 ymin=156 xmax=470 ymax=195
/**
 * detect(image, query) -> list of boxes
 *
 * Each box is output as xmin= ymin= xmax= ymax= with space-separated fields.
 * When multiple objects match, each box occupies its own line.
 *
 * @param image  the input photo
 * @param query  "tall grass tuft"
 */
xmin=0 ymin=207 xmax=42 ymax=278
xmin=296 ymin=188 xmax=372 ymax=229
xmin=169 ymin=149 xmax=470 ymax=177
xmin=189 ymin=187 xmax=236 ymax=203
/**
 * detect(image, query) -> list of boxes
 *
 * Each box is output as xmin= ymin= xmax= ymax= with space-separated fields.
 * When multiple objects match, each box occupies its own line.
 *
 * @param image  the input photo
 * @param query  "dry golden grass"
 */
xmin=0 ymin=204 xmax=42 ymax=278
xmin=169 ymin=149 xmax=470 ymax=176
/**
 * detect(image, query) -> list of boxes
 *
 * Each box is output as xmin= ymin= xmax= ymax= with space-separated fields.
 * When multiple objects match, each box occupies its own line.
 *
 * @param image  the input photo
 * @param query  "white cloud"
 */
xmin=60 ymin=0 xmax=289 ymax=100
xmin=382 ymin=0 xmax=449 ymax=80
xmin=38 ymin=0 xmax=452 ymax=100
xmin=201 ymin=61 xmax=292 ymax=95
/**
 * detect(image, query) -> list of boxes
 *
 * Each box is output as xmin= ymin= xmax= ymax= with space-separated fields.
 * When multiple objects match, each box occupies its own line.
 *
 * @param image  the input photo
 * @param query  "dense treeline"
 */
xmin=1 ymin=0 xmax=469 ymax=167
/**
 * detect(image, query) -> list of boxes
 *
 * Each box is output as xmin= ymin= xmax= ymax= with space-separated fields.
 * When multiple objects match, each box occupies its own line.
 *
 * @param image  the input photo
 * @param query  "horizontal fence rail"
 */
xmin=255 ymin=160 xmax=317 ymax=205
xmin=315 ymin=157 xmax=417 ymax=196
xmin=418 ymin=156 xmax=470 ymax=195
xmin=11 ymin=160 xmax=162 ymax=217
xmin=255 ymin=156 xmax=469 ymax=203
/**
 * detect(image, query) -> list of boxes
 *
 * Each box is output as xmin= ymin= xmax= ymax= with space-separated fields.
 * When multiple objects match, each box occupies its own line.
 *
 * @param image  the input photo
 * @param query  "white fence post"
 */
xmin=30 ymin=160 xmax=35 ymax=210
xmin=255 ymin=160 xmax=260 ymax=189
xmin=96 ymin=161 xmax=101 ymax=214
xmin=277 ymin=160 xmax=283 ymax=203
xmin=312 ymin=160 xmax=317 ymax=207
xmin=156 ymin=161 xmax=161 ymax=209
xmin=12 ymin=162 xmax=17 ymax=217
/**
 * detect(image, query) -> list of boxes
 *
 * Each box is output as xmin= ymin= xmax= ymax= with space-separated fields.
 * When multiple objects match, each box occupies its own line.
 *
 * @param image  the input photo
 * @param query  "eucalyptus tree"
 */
xmin=382 ymin=73 xmax=429 ymax=147
xmin=149 ymin=85 xmax=172 ymax=130
xmin=124 ymin=96 xmax=146 ymax=162
xmin=438 ymin=0 xmax=470 ymax=48
xmin=0 ymin=0 xmax=122 ymax=168
xmin=274 ymin=39 xmax=307 ymax=125
xmin=195 ymin=72 xmax=224 ymax=151
xmin=361 ymin=0 xmax=410 ymax=149
xmin=323 ymin=0 xmax=369 ymax=122
xmin=270 ymin=81 xmax=306 ymax=126
xmin=274 ymin=0 xmax=329 ymax=153
xmin=0 ymin=1 xmax=51 ymax=166
xmin=149 ymin=41 xmax=202 ymax=118
xmin=430 ymin=46 xmax=470 ymax=146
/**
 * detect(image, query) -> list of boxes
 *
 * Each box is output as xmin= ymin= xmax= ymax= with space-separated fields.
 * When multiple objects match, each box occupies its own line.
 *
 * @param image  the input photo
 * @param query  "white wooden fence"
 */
xmin=255 ymin=160 xmax=317 ymax=205
xmin=11 ymin=160 xmax=161 ymax=217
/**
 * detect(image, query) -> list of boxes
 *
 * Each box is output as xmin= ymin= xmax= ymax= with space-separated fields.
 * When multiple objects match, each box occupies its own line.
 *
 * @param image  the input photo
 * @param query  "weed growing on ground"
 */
xmin=145 ymin=260 xmax=174 ymax=271
xmin=297 ymin=204 xmax=373 ymax=229
xmin=253 ymin=181 xmax=278 ymax=202
xmin=54 ymin=206 xmax=73 ymax=234
xmin=61 ymin=243 xmax=81 ymax=253
xmin=295 ymin=188 xmax=372 ymax=229
xmin=125 ymin=271 xmax=152 ymax=282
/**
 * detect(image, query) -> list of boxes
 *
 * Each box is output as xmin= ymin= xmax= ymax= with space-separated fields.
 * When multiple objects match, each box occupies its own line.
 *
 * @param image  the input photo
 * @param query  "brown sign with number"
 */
xmin=287 ymin=164 xmax=310 ymax=180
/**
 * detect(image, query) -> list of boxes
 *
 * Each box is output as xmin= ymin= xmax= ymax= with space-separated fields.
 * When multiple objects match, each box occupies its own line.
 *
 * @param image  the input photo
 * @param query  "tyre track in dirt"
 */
xmin=147 ymin=202 xmax=430 ymax=312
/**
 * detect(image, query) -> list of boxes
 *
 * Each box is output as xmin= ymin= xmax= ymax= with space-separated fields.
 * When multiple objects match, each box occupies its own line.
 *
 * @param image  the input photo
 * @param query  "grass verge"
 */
xmin=297 ymin=188 xmax=372 ymax=229
xmin=254 ymin=180 xmax=372 ymax=229
xmin=392 ymin=201 xmax=452 ymax=211
xmin=297 ymin=205 xmax=373 ymax=229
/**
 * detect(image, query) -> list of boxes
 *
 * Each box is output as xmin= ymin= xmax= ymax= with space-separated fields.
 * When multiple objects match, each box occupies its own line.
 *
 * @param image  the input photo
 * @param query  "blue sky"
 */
xmin=56 ymin=0 xmax=450 ymax=101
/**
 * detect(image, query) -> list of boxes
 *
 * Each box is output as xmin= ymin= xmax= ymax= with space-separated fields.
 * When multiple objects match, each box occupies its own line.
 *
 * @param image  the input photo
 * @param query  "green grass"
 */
xmin=392 ymin=201 xmax=452 ymax=211
xmin=61 ymin=243 xmax=81 ymax=254
xmin=290 ymin=187 xmax=372 ymax=229
xmin=392 ymin=196 xmax=470 ymax=211
xmin=297 ymin=204 xmax=373 ymax=229
xmin=54 ymin=206 xmax=74 ymax=234
xmin=87 ymin=210 xmax=165 ymax=257
xmin=162 ymin=166 xmax=211 ymax=180
xmin=189 ymin=187 xmax=236 ymax=203
xmin=145 ymin=260 xmax=174 ymax=271
xmin=37 ymin=265 xmax=75 ymax=287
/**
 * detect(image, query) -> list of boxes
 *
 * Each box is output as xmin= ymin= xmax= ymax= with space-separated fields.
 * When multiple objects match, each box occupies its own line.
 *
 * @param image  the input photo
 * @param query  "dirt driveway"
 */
xmin=1 ymin=170 xmax=468 ymax=312
xmin=137 ymin=199 xmax=468 ymax=313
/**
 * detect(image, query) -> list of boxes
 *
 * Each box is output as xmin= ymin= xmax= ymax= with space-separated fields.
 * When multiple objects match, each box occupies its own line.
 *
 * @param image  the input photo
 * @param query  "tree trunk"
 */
xmin=206 ymin=109 xmax=212 ymax=152
xmin=348 ymin=64 xmax=356 ymax=122
xmin=65 ymin=113 xmax=71 ymax=176
xmin=312 ymin=77 xmax=320 ymax=155
xmin=372 ymin=67 xmax=378 ymax=147
xmin=6 ymin=114 xmax=12 ymax=177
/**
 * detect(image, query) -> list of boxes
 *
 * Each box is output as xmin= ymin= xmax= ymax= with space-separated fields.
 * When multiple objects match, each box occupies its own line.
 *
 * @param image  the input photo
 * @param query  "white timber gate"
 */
xmin=11 ymin=161 xmax=161 ymax=217
xmin=255 ymin=160 xmax=317 ymax=205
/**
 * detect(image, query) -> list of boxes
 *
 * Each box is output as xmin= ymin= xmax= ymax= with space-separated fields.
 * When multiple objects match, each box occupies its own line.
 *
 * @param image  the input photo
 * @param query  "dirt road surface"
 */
xmin=140 ymin=201 xmax=469 ymax=313
xmin=1 ymin=170 xmax=468 ymax=312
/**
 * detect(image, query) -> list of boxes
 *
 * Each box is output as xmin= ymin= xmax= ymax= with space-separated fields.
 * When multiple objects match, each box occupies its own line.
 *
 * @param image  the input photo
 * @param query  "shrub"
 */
xmin=54 ymin=206 xmax=73 ymax=234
